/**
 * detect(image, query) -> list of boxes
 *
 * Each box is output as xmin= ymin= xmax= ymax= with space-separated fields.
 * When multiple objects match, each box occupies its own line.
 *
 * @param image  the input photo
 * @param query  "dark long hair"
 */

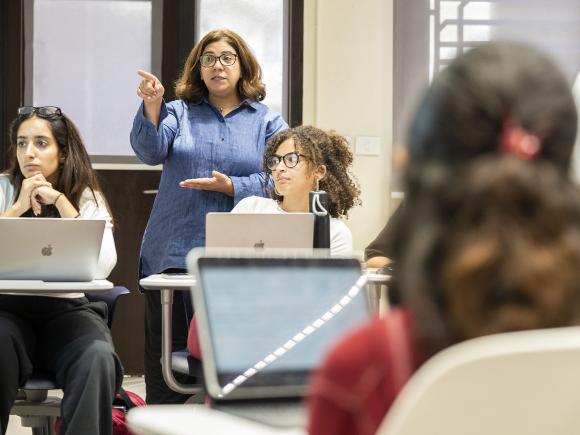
xmin=6 ymin=111 xmax=109 ymax=218
xmin=393 ymin=42 xmax=580 ymax=356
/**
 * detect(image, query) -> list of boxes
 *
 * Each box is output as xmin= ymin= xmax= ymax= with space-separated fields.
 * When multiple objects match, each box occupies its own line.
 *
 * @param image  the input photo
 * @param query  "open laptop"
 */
xmin=187 ymin=249 xmax=371 ymax=428
xmin=205 ymin=213 xmax=315 ymax=250
xmin=0 ymin=218 xmax=105 ymax=282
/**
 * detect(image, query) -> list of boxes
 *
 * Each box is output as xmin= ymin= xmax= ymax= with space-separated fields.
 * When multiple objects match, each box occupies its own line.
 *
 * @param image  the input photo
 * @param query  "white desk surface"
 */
xmin=127 ymin=405 xmax=305 ymax=435
xmin=139 ymin=270 xmax=388 ymax=291
xmin=0 ymin=279 xmax=113 ymax=292
xmin=140 ymin=274 xmax=196 ymax=290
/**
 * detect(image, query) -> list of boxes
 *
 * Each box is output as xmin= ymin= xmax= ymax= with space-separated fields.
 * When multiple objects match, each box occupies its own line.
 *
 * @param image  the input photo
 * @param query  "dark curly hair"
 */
xmin=264 ymin=125 xmax=361 ymax=218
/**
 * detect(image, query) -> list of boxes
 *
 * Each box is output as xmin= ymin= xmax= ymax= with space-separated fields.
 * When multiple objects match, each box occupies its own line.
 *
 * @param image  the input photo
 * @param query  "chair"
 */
xmin=376 ymin=326 xmax=580 ymax=435
xmin=10 ymin=286 xmax=130 ymax=435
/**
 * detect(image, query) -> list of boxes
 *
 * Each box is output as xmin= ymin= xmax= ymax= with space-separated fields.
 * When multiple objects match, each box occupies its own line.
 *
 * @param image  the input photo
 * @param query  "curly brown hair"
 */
xmin=175 ymin=29 xmax=266 ymax=102
xmin=389 ymin=42 xmax=580 ymax=357
xmin=400 ymin=158 xmax=580 ymax=355
xmin=264 ymin=126 xmax=361 ymax=219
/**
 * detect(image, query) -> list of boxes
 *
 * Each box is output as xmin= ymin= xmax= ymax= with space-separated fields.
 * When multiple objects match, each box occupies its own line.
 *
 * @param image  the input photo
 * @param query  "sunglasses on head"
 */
xmin=18 ymin=106 xmax=62 ymax=117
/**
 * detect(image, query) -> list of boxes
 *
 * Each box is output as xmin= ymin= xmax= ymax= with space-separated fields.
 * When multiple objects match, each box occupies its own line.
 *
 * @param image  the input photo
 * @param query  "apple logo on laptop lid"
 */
xmin=41 ymin=244 xmax=53 ymax=257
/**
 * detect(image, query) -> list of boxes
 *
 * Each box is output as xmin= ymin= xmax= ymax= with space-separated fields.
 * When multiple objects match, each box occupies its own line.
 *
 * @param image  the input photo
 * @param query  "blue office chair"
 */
xmin=10 ymin=286 xmax=130 ymax=435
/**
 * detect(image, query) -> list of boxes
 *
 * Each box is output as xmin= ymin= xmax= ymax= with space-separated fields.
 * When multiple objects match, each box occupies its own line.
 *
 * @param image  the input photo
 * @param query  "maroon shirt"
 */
xmin=307 ymin=310 xmax=422 ymax=435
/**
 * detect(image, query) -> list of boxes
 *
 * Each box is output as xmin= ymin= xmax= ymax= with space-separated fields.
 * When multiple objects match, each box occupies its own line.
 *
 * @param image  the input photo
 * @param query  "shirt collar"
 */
xmin=193 ymin=96 xmax=258 ymax=112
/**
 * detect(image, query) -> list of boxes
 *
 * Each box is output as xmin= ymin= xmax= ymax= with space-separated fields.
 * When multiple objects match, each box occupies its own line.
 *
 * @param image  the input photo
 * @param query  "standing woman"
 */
xmin=130 ymin=29 xmax=288 ymax=404
xmin=0 ymin=107 xmax=122 ymax=435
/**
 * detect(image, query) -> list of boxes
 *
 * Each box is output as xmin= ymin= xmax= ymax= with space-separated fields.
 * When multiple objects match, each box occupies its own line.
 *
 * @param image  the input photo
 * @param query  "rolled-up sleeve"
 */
xmin=130 ymin=101 xmax=179 ymax=165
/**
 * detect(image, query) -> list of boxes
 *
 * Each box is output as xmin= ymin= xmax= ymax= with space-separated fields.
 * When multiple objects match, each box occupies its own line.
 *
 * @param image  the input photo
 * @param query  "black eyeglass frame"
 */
xmin=18 ymin=106 xmax=62 ymax=117
xmin=199 ymin=52 xmax=238 ymax=68
xmin=266 ymin=151 xmax=307 ymax=170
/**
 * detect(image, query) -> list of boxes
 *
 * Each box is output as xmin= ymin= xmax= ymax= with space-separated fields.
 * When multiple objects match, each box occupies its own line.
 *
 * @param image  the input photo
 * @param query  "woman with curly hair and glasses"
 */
xmin=186 ymin=125 xmax=361 ymax=360
xmin=232 ymin=125 xmax=361 ymax=256
xmin=131 ymin=29 xmax=287 ymax=404
xmin=0 ymin=106 xmax=122 ymax=435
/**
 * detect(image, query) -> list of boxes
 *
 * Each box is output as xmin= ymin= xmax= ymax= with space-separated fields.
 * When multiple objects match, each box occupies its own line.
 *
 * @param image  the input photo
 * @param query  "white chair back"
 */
xmin=378 ymin=326 xmax=580 ymax=435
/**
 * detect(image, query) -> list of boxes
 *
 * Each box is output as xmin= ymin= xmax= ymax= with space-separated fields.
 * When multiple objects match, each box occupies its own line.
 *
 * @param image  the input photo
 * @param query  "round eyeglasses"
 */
xmin=266 ymin=152 xmax=306 ymax=170
xmin=18 ymin=106 xmax=62 ymax=117
xmin=199 ymin=52 xmax=238 ymax=68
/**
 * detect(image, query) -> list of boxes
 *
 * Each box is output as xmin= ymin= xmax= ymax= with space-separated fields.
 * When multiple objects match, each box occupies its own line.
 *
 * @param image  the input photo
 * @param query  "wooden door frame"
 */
xmin=0 ymin=0 xmax=24 ymax=170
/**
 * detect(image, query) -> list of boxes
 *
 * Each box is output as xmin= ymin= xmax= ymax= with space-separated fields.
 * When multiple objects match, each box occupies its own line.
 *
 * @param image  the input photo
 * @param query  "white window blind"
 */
xmin=27 ymin=0 xmax=158 ymax=160
xmin=393 ymin=0 xmax=580 ymax=190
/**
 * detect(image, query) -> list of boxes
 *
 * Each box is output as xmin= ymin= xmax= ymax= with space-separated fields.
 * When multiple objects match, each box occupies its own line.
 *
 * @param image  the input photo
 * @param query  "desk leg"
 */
xmin=366 ymin=282 xmax=380 ymax=313
xmin=160 ymin=288 xmax=201 ymax=395
xmin=366 ymin=282 xmax=389 ymax=317
xmin=379 ymin=284 xmax=388 ymax=317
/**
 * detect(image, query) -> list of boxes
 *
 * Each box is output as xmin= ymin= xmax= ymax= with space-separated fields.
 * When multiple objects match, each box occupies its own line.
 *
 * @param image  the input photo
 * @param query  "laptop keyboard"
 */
xmin=212 ymin=399 xmax=306 ymax=429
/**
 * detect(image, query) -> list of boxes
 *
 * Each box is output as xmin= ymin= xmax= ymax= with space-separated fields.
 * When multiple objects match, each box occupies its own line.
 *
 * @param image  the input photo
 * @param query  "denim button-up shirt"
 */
xmin=130 ymin=98 xmax=288 ymax=275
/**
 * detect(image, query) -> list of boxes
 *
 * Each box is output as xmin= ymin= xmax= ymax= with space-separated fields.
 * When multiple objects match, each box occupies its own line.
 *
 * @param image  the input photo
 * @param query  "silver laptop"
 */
xmin=0 ymin=218 xmax=105 ymax=282
xmin=187 ymin=250 xmax=370 ymax=428
xmin=205 ymin=213 xmax=315 ymax=250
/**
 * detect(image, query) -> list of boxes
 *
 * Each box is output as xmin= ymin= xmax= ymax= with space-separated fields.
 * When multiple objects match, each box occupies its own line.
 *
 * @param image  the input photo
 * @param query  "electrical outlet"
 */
xmin=355 ymin=136 xmax=381 ymax=156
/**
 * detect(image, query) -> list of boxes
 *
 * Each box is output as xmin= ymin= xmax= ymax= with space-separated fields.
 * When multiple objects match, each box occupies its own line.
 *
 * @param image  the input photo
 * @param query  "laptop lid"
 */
xmin=187 ymin=250 xmax=370 ymax=401
xmin=205 ymin=213 xmax=315 ymax=250
xmin=0 ymin=218 xmax=105 ymax=282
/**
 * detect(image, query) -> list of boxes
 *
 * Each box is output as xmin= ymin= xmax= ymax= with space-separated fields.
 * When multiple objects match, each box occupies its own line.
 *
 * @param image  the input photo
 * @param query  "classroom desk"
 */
xmin=0 ymin=279 xmax=113 ymax=293
xmin=139 ymin=274 xmax=200 ymax=395
xmin=127 ymin=404 xmax=306 ymax=435
xmin=139 ymin=271 xmax=390 ymax=396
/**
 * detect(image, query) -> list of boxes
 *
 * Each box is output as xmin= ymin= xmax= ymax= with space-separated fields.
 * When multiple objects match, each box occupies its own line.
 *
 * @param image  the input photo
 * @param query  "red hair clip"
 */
xmin=499 ymin=117 xmax=541 ymax=160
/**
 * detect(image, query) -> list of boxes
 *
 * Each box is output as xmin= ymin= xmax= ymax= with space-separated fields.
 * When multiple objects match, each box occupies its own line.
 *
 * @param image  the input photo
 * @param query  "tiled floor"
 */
xmin=7 ymin=375 xmax=146 ymax=435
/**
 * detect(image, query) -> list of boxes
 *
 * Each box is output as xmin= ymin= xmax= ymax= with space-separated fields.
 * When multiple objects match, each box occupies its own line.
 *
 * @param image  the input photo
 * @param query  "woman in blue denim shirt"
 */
xmin=130 ymin=29 xmax=288 ymax=404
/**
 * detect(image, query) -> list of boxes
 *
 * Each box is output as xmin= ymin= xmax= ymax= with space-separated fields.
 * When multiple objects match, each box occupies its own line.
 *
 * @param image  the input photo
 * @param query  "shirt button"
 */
xmin=221 ymin=138 xmax=224 ymax=141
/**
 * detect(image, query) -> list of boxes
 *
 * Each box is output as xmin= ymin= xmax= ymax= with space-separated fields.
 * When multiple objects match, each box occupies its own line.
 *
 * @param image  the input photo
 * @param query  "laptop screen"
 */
xmin=193 ymin=256 xmax=370 ymax=399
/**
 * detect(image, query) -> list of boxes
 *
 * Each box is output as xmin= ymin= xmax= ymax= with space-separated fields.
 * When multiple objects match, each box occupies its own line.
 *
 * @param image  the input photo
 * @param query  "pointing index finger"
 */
xmin=137 ymin=70 xmax=159 ymax=83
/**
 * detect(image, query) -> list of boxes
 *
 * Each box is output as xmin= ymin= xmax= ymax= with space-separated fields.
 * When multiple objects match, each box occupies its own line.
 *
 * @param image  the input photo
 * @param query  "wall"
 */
xmin=302 ymin=0 xmax=394 ymax=256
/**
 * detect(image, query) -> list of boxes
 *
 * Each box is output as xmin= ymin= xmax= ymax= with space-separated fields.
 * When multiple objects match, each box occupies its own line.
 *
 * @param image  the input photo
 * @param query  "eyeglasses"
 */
xmin=266 ymin=152 xmax=306 ymax=170
xmin=199 ymin=52 xmax=238 ymax=68
xmin=18 ymin=106 xmax=62 ymax=117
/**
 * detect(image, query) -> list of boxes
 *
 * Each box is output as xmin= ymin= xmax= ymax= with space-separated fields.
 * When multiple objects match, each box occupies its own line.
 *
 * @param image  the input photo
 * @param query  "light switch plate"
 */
xmin=355 ymin=136 xmax=381 ymax=156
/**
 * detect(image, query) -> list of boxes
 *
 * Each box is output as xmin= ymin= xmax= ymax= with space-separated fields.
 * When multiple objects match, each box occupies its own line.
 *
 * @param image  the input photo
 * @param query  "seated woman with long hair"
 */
xmin=307 ymin=41 xmax=580 ymax=435
xmin=0 ymin=106 xmax=122 ymax=435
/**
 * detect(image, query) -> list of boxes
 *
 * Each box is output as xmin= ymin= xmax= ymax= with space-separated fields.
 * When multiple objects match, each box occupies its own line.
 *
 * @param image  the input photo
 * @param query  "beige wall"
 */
xmin=302 ymin=0 xmax=394 ymax=256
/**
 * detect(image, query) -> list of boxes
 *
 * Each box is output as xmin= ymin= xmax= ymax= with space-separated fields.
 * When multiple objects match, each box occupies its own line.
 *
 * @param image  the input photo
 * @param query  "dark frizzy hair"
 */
xmin=6 ymin=111 xmax=110 ymax=218
xmin=392 ymin=41 xmax=580 ymax=356
xmin=175 ymin=29 xmax=266 ymax=102
xmin=264 ymin=125 xmax=361 ymax=219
